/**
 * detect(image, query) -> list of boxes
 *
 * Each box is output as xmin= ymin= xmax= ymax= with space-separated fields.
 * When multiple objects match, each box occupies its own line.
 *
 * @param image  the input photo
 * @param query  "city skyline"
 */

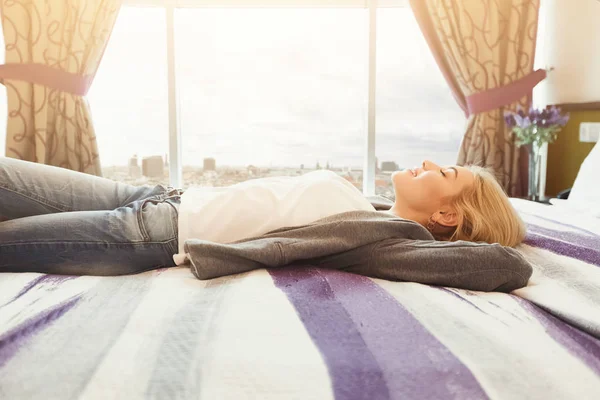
xmin=121 ymin=152 xmax=433 ymax=172
xmin=102 ymin=159 xmax=398 ymax=200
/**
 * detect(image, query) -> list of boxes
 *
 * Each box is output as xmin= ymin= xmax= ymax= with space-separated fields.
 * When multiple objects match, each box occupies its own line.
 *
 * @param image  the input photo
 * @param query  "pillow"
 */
xmin=567 ymin=140 xmax=600 ymax=214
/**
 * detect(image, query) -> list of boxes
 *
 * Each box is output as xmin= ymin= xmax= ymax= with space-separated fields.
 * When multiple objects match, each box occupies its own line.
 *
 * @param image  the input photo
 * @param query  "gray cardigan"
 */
xmin=183 ymin=195 xmax=533 ymax=292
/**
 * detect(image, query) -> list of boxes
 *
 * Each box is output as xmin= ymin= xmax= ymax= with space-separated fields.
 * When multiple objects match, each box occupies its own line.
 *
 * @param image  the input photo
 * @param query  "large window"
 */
xmin=0 ymin=1 xmax=465 ymax=198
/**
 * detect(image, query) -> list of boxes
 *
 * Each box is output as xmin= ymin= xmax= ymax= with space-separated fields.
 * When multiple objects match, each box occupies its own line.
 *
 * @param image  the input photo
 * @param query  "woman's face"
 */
xmin=391 ymin=160 xmax=475 ymax=216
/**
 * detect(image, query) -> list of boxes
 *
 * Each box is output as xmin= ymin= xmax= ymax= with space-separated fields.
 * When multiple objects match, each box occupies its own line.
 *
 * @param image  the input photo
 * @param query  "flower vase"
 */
xmin=527 ymin=143 xmax=542 ymax=201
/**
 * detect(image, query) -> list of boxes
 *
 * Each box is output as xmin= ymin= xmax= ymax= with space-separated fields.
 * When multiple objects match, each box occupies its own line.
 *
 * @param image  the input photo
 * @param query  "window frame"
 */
xmin=119 ymin=0 xmax=410 ymax=194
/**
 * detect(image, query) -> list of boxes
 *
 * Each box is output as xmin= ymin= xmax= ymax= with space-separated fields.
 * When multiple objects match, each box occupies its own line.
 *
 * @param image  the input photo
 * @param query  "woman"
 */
xmin=0 ymin=156 xmax=525 ymax=276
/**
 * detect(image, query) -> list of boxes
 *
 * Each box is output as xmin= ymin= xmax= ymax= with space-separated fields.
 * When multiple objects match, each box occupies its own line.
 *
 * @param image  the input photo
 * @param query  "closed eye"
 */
xmin=440 ymin=169 xmax=446 ymax=177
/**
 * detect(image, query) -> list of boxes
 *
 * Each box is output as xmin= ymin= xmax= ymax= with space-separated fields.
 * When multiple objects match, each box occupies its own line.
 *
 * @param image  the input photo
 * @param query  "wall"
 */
xmin=532 ymin=0 xmax=600 ymax=198
xmin=545 ymin=110 xmax=599 ymax=196
xmin=538 ymin=0 xmax=600 ymax=105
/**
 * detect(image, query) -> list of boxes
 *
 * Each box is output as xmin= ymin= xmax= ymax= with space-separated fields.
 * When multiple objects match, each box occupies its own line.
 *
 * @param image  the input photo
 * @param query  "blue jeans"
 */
xmin=0 ymin=157 xmax=181 ymax=276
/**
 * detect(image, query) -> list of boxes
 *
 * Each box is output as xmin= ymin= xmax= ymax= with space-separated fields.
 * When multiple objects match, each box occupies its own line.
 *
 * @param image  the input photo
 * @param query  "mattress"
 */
xmin=1 ymin=198 xmax=599 ymax=399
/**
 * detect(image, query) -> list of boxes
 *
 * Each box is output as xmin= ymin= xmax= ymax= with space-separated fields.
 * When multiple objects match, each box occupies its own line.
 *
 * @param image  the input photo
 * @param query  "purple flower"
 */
xmin=514 ymin=114 xmax=532 ymax=129
xmin=504 ymin=112 xmax=516 ymax=128
xmin=505 ymin=105 xmax=569 ymax=139
xmin=544 ymin=106 xmax=569 ymax=127
xmin=528 ymin=106 xmax=540 ymax=123
xmin=539 ymin=108 xmax=551 ymax=120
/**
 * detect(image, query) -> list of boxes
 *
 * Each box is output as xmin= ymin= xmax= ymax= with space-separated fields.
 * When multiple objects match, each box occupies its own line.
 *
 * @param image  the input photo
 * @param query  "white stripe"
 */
xmin=514 ymin=245 xmax=600 ymax=337
xmin=77 ymin=267 xmax=204 ymax=399
xmin=199 ymin=269 xmax=334 ymax=400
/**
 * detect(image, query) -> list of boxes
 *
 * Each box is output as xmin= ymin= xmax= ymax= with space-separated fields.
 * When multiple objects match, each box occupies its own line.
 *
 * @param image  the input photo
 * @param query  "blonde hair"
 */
xmin=431 ymin=165 xmax=526 ymax=247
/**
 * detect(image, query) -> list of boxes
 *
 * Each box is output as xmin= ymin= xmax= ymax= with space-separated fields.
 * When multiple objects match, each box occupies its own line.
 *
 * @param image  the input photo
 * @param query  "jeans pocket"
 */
xmin=139 ymin=198 xmax=177 ymax=241
xmin=139 ymin=196 xmax=180 ymax=266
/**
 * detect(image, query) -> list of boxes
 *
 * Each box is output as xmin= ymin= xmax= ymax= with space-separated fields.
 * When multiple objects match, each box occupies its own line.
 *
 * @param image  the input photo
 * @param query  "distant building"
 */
xmin=142 ymin=155 xmax=164 ymax=178
xmin=129 ymin=154 xmax=138 ymax=168
xmin=381 ymin=161 xmax=399 ymax=172
xmin=204 ymin=158 xmax=216 ymax=171
xmin=128 ymin=154 xmax=141 ymax=178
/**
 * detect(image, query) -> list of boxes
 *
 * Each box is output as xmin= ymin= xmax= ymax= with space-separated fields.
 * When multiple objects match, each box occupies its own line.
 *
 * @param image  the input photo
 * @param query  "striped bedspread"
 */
xmin=1 ymin=199 xmax=599 ymax=399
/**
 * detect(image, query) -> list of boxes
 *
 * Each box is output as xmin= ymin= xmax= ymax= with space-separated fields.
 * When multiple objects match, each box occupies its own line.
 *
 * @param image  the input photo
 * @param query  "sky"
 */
xmin=0 ymin=6 xmax=466 ymax=170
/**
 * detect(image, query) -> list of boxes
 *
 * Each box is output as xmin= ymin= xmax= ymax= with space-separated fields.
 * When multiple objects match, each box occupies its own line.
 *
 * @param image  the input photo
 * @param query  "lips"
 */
xmin=409 ymin=168 xmax=417 ymax=177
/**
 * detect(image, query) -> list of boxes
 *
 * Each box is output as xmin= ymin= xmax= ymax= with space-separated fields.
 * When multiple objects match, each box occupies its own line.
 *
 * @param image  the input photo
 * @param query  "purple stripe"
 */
xmin=270 ymin=267 xmax=389 ymax=400
xmin=524 ymin=235 xmax=600 ymax=266
xmin=525 ymin=223 xmax=600 ymax=266
xmin=528 ymin=224 xmax=600 ymax=249
xmin=1 ymin=274 xmax=78 ymax=308
xmin=270 ymin=267 xmax=487 ymax=400
xmin=512 ymin=296 xmax=600 ymax=375
xmin=0 ymin=295 xmax=81 ymax=368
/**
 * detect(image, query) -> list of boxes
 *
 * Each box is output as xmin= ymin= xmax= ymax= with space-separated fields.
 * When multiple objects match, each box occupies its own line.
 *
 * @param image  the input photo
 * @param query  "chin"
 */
xmin=392 ymin=169 xmax=412 ymax=186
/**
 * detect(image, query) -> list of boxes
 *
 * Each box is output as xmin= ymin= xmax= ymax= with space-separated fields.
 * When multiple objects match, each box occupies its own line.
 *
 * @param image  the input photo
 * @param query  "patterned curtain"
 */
xmin=409 ymin=0 xmax=541 ymax=197
xmin=0 ymin=0 xmax=122 ymax=176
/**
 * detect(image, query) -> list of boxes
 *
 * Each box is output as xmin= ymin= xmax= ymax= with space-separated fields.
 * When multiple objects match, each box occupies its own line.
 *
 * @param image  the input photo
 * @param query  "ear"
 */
xmin=434 ymin=209 xmax=459 ymax=227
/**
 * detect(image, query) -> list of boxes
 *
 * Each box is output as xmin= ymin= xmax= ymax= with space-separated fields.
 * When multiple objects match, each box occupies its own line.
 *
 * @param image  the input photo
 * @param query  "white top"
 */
xmin=173 ymin=170 xmax=375 ymax=265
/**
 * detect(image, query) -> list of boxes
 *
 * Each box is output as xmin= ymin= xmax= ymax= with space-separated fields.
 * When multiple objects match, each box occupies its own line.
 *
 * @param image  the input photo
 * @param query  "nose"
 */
xmin=422 ymin=160 xmax=440 ymax=171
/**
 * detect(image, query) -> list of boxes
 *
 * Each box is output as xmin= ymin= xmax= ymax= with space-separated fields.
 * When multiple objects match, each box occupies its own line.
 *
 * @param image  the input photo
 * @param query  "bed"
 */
xmin=2 ymin=163 xmax=600 ymax=399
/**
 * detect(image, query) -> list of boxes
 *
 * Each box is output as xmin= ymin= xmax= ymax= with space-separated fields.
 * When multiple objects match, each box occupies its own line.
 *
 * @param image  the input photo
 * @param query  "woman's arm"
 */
xmin=185 ymin=234 xmax=532 ymax=292
xmin=343 ymin=238 xmax=533 ymax=292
